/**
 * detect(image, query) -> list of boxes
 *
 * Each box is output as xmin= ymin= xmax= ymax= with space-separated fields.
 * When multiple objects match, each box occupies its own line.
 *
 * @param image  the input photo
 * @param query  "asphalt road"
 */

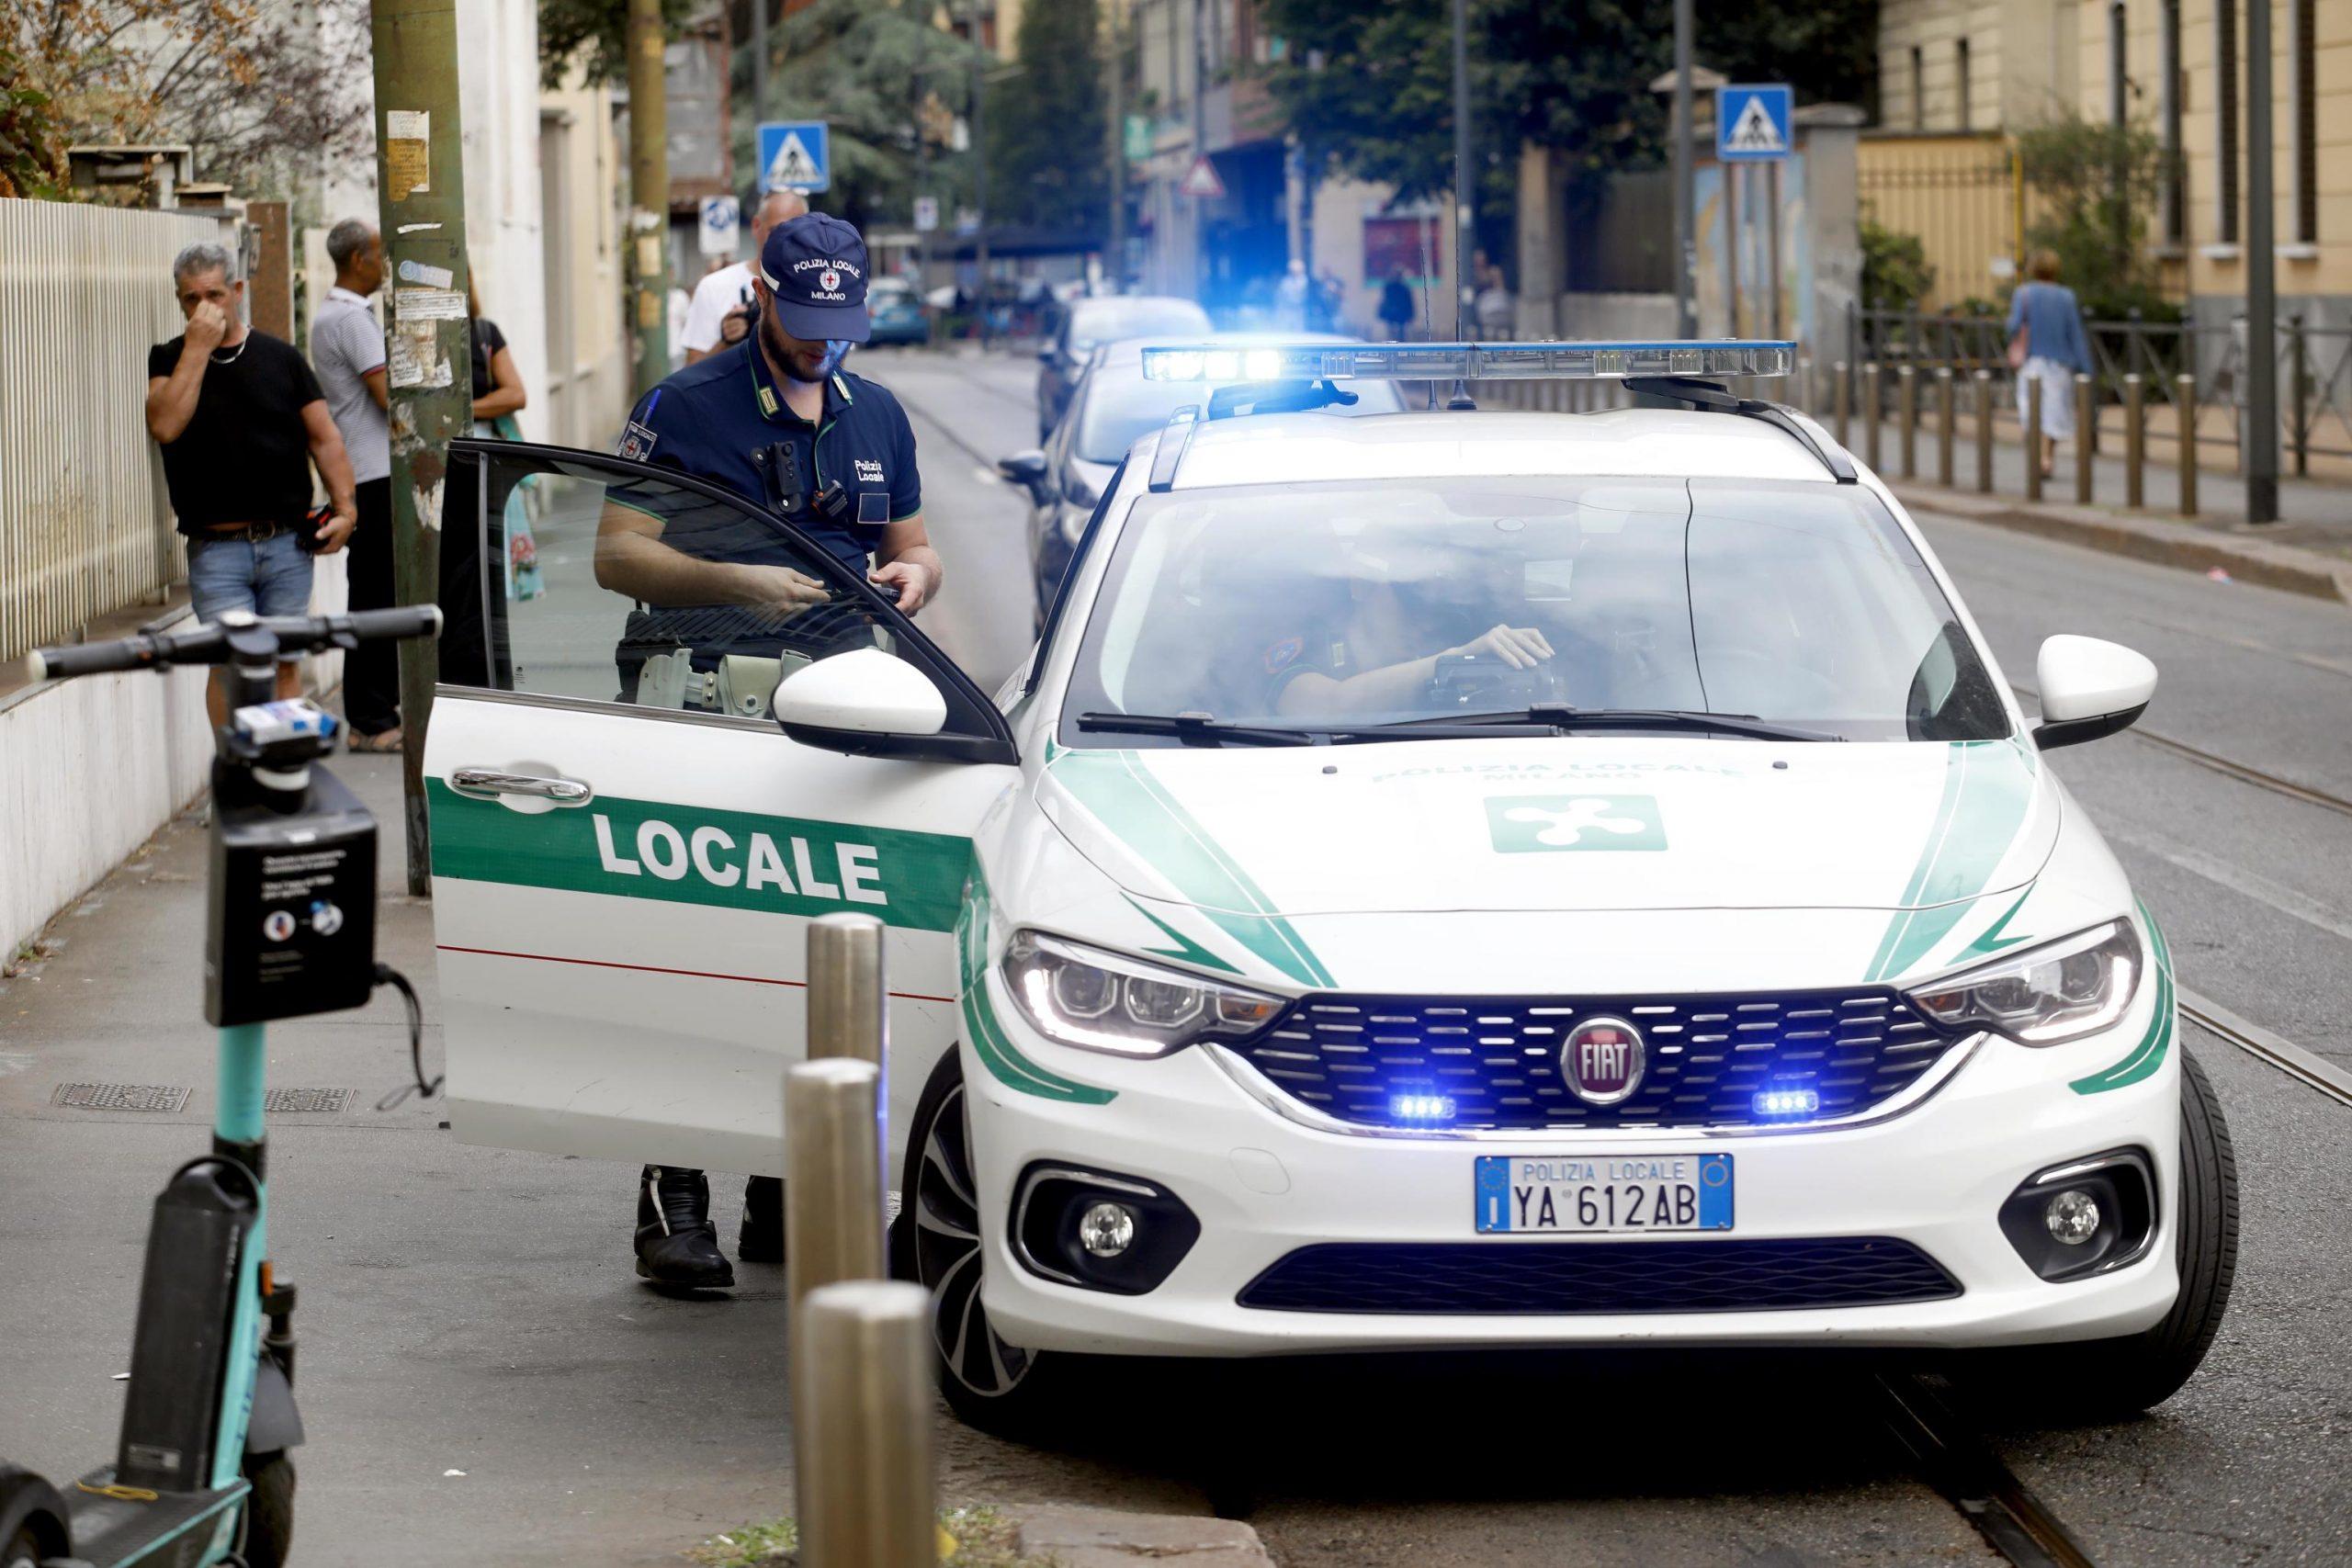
xmin=1 ymin=348 xmax=2346 ymax=1565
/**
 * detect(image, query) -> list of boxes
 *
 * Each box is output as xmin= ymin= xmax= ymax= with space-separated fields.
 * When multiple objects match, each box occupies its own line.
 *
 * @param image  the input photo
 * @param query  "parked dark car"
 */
xmin=1000 ymin=333 xmax=1406 ymax=626
xmin=1033 ymin=295 xmax=1212 ymax=440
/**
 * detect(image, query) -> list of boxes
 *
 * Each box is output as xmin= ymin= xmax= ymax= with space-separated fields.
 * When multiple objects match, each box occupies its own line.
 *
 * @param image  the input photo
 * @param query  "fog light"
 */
xmin=2044 ymin=1188 xmax=2101 ymax=1246
xmin=1078 ymin=1201 xmax=1136 ymax=1258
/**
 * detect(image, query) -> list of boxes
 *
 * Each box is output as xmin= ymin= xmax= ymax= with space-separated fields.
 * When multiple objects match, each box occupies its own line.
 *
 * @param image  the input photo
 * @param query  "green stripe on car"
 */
xmin=2070 ymin=901 xmax=2175 ymax=1094
xmin=957 ymin=865 xmax=1115 ymax=1104
xmin=1864 ymin=741 xmax=2037 ymax=983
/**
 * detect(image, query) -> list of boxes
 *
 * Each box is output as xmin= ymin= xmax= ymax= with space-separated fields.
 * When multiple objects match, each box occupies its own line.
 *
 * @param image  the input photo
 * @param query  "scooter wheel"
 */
xmin=0 ymin=1464 xmax=70 ymax=1568
xmin=240 ymin=1451 xmax=296 ymax=1568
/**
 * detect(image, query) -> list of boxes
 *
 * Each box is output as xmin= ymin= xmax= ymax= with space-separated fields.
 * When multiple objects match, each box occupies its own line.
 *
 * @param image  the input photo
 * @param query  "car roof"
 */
xmin=1157 ymin=406 xmax=1838 ymax=488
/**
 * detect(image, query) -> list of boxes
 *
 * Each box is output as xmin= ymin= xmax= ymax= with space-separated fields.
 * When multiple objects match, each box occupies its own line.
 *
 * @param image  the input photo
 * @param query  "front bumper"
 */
xmin=960 ymin=972 xmax=2181 ymax=1358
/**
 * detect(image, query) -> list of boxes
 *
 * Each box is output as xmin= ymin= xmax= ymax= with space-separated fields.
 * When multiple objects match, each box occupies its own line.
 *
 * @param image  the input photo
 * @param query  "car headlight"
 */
xmin=1906 ymin=919 xmax=2143 ymax=1045
xmin=1003 ymin=930 xmax=1284 ymax=1057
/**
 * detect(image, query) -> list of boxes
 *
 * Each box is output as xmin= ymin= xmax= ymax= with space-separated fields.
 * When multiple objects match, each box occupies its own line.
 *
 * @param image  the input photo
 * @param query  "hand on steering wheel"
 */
xmin=1446 ymin=624 xmax=1555 ymax=671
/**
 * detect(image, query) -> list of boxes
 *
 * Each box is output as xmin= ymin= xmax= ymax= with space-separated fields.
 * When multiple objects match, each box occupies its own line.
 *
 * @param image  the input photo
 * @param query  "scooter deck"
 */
xmin=65 ymin=1466 xmax=248 ymax=1568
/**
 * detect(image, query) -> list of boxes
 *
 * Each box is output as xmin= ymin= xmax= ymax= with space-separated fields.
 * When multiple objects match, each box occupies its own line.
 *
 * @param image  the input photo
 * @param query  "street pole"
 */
xmin=914 ymin=68 xmax=932 ymax=305
xmin=1107 ymin=10 xmax=1125 ymax=292
xmin=1671 ymin=0 xmax=1695 ymax=338
xmin=1451 ymin=0 xmax=1472 ymax=339
xmin=750 ymin=0 xmax=765 ymax=126
xmin=971 ymin=46 xmax=990 ymax=348
xmin=1192 ymin=0 xmax=1207 ymax=302
xmin=2243 ymin=0 xmax=2278 ymax=523
xmin=368 ymin=0 xmax=471 ymax=895
xmin=627 ymin=0 xmax=670 ymax=394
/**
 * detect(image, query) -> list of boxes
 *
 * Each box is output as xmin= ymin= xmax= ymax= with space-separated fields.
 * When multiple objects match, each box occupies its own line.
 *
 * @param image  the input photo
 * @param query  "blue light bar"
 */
xmin=1138 ymin=339 xmax=1796 ymax=384
xmin=1388 ymin=1093 xmax=1458 ymax=1123
xmin=1752 ymin=1087 xmax=1822 ymax=1119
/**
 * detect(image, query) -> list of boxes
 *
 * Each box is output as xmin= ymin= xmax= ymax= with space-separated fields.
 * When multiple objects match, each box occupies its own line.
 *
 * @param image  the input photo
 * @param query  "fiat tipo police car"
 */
xmin=424 ymin=340 xmax=2233 ymax=1434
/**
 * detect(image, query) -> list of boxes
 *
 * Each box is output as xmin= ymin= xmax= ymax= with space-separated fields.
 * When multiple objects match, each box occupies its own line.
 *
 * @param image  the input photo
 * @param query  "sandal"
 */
xmin=348 ymin=727 xmax=404 ymax=754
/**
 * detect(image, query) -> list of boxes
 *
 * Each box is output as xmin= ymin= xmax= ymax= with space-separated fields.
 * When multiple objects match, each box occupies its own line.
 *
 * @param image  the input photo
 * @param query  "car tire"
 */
xmin=240 ymin=1450 xmax=296 ymax=1568
xmin=0 ymin=1465 xmax=69 ymax=1568
xmin=891 ymin=1049 xmax=1067 ymax=1438
xmin=1977 ymin=1046 xmax=2240 ymax=1421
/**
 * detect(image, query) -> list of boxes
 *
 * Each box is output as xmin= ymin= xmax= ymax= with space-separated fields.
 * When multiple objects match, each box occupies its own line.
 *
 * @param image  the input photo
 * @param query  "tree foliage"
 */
xmin=2017 ymin=111 xmax=2173 ymax=319
xmin=538 ymin=0 xmax=701 ymax=90
xmin=1860 ymin=219 xmax=1934 ymax=310
xmin=987 ymin=0 xmax=1107 ymax=235
xmin=3 ymin=0 xmax=373 ymax=198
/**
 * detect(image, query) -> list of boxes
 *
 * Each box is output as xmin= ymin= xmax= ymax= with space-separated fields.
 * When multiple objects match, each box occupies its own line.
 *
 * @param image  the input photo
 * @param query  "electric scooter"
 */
xmin=1 ymin=606 xmax=442 ymax=1568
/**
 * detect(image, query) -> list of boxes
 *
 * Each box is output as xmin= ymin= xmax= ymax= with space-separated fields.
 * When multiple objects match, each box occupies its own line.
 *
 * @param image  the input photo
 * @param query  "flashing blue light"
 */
xmin=1753 ymin=1087 xmax=1821 ymax=1119
xmin=1389 ymin=1093 xmax=1457 ymax=1122
xmin=1137 ymin=339 xmax=1797 ymax=384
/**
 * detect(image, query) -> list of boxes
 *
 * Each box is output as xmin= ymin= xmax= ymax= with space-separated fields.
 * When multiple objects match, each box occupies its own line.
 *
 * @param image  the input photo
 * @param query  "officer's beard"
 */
xmin=760 ymin=309 xmax=833 ymax=386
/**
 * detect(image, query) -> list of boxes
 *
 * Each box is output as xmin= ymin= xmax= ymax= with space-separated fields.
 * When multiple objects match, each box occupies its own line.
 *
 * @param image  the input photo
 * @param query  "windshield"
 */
xmin=1076 ymin=375 xmax=1406 ymax=465
xmin=1067 ymin=298 xmax=1210 ymax=354
xmin=1059 ymin=477 xmax=2009 ymax=745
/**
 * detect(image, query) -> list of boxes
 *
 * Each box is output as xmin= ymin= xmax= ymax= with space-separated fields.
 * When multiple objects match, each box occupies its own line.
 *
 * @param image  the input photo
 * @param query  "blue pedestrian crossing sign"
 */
xmin=758 ymin=120 xmax=831 ymax=194
xmin=1717 ymin=84 xmax=1793 ymax=162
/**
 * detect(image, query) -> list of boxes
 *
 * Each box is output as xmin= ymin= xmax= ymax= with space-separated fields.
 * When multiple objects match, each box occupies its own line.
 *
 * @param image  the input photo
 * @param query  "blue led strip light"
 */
xmin=1138 ymin=340 xmax=1798 ymax=384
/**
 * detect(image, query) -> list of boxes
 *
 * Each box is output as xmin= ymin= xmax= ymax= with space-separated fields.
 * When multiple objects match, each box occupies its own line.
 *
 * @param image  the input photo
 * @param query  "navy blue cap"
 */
xmin=757 ymin=212 xmax=871 ymax=343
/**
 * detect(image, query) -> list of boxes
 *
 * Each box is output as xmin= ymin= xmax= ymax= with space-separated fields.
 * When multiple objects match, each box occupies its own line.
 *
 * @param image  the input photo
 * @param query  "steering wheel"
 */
xmin=1427 ymin=650 xmax=1575 ymax=710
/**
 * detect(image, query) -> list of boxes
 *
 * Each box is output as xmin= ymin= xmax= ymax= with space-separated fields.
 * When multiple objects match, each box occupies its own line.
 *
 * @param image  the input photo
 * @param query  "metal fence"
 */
xmin=1849 ymin=305 xmax=2352 ymax=473
xmin=0 ymin=199 xmax=216 ymax=665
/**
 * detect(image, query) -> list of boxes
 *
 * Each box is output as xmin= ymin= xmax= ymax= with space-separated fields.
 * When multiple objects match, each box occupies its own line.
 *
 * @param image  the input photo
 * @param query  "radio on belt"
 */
xmin=205 ymin=699 xmax=378 ymax=1026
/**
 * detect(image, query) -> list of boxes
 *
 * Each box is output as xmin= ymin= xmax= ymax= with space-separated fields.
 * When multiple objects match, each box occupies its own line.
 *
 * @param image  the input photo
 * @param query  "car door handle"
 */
xmin=450 ymin=768 xmax=594 ymax=806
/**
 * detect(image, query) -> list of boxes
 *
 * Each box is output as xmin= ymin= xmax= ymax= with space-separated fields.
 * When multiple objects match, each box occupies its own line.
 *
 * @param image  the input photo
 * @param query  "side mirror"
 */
xmin=774 ymin=648 xmax=946 ymax=753
xmin=1037 ymin=346 xmax=1059 ymax=366
xmin=2032 ymin=634 xmax=2156 ymax=750
xmin=996 ymin=449 xmax=1051 ymax=497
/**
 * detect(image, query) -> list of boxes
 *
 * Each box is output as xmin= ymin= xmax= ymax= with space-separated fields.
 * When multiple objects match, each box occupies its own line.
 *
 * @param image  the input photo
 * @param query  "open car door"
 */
xmin=422 ymin=440 xmax=1017 ymax=1176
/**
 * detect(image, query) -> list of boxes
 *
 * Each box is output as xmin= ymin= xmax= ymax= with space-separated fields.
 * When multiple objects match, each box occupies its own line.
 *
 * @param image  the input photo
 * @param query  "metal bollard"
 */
xmin=1862 ymin=363 xmax=1882 ymax=470
xmin=808 ymin=912 xmax=887 ymax=1066
xmin=1896 ymin=367 xmax=1917 ymax=479
xmin=2074 ymin=374 xmax=2095 ymax=504
xmin=1798 ymin=355 xmax=1813 ymax=414
xmin=2124 ymin=374 xmax=2145 ymax=508
xmin=1935 ymin=367 xmax=1954 ymax=488
xmin=1833 ymin=360 xmax=1850 ymax=447
xmin=2176 ymin=372 xmax=2199 ymax=515
xmin=786 ymin=1058 xmax=886 ymax=1312
xmin=1973 ymin=371 xmax=1994 ymax=492
xmin=2026 ymin=377 xmax=2044 ymax=502
xmin=797 ymin=1280 xmax=935 ymax=1568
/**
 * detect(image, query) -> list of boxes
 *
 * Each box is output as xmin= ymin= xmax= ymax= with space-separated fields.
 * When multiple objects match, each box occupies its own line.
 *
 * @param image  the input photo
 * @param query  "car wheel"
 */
xmin=240 ymin=1450 xmax=296 ymax=1568
xmin=0 ymin=1465 xmax=69 ymax=1568
xmin=891 ymin=1050 xmax=1064 ymax=1436
xmin=1975 ymin=1046 xmax=2240 ymax=1421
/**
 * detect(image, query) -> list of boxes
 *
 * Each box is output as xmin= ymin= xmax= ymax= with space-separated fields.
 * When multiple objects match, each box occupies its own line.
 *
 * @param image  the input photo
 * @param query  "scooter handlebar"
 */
xmin=26 ymin=607 xmax=445 ymax=684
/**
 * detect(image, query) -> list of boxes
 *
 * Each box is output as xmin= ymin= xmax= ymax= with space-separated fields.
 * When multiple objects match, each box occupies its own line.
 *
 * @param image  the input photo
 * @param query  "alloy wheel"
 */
xmin=913 ymin=1082 xmax=1033 ymax=1397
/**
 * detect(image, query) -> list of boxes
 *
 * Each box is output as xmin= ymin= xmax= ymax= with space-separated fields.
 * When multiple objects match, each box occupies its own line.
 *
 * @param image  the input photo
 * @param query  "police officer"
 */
xmin=596 ymin=211 xmax=942 ymax=1289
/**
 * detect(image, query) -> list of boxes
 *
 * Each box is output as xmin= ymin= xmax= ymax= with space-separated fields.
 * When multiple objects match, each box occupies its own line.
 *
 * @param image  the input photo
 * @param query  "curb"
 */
xmin=1890 ymin=484 xmax=2352 ymax=608
xmin=1012 ymin=1504 xmax=1274 ymax=1567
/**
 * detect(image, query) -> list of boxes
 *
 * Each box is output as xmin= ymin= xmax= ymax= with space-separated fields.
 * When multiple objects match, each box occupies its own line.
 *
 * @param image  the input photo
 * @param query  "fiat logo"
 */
xmin=1562 ymin=1017 xmax=1645 ymax=1106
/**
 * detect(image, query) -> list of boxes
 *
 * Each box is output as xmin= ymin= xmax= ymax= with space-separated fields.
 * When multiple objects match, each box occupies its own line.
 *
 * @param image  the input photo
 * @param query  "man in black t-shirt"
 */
xmin=145 ymin=243 xmax=358 ymax=725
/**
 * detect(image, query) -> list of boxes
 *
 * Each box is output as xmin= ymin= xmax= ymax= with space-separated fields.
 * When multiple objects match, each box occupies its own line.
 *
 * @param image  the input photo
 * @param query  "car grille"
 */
xmin=1229 ymin=987 xmax=1959 ymax=1131
xmin=1237 ymin=1237 xmax=1962 ymax=1314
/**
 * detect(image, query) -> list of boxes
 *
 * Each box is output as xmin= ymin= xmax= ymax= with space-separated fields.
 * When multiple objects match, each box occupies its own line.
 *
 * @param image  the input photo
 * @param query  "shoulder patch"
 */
xmin=1262 ymin=635 xmax=1305 ymax=674
xmin=616 ymin=420 xmax=660 ymax=462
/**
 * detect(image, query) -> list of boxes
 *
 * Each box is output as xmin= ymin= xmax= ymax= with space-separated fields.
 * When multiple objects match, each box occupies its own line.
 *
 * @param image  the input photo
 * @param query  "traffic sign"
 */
xmin=913 ymin=196 xmax=939 ymax=234
xmin=697 ymin=195 xmax=740 ymax=255
xmin=758 ymin=120 xmax=831 ymax=193
xmin=1717 ymin=84 xmax=1792 ymax=162
xmin=1180 ymin=155 xmax=1226 ymax=201
xmin=1123 ymin=114 xmax=1152 ymax=163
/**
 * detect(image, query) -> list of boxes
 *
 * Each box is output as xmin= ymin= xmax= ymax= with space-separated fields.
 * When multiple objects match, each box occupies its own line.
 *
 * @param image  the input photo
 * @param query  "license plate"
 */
xmin=1474 ymin=1154 xmax=1734 ymax=1235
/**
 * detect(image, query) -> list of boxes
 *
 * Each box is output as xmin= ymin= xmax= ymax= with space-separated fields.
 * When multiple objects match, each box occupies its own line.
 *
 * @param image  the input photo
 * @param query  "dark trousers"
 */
xmin=344 ymin=477 xmax=401 ymax=735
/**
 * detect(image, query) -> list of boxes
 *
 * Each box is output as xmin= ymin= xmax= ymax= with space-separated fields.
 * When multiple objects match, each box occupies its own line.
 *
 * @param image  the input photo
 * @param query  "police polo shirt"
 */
xmin=611 ymin=337 xmax=921 ymax=572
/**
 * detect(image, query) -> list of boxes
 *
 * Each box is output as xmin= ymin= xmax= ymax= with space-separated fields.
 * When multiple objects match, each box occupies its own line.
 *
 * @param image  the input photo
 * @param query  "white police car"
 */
xmin=424 ymin=341 xmax=2233 ymax=1433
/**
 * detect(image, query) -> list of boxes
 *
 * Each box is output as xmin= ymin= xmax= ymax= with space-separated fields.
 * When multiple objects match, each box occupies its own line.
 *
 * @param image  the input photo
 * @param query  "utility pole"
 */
xmin=2243 ymin=0 xmax=2278 ymax=523
xmin=1191 ymin=0 xmax=1206 ymax=300
xmin=628 ymin=0 xmax=670 ymax=393
xmin=750 ymin=0 xmax=766 ymax=126
xmin=1107 ymin=9 xmax=1125 ymax=292
xmin=914 ymin=66 xmax=932 ymax=302
xmin=368 ymin=0 xmax=472 ymax=894
xmin=970 ymin=42 xmax=990 ymax=348
xmin=1451 ymin=0 xmax=1472 ymax=338
xmin=1671 ymin=0 xmax=1695 ymax=337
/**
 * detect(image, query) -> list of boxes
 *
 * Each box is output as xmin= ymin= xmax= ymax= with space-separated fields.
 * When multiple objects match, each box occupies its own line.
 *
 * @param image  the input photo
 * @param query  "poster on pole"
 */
xmin=697 ymin=196 xmax=740 ymax=255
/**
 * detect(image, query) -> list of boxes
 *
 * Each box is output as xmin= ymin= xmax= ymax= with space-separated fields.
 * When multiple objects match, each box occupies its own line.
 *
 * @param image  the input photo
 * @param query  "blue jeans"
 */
xmin=187 ymin=529 xmax=314 ymax=624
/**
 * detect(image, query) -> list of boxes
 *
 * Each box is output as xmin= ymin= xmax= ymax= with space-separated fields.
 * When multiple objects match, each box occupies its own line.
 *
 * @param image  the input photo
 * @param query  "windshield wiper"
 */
xmin=1380 ymin=706 xmax=1843 ymax=742
xmin=1076 ymin=711 xmax=1325 ymax=748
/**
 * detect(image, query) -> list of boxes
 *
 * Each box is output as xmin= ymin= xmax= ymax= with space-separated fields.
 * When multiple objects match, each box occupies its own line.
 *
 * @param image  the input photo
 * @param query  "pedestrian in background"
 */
xmin=311 ymin=218 xmax=401 ymax=752
xmin=433 ymin=282 xmax=534 ymax=693
xmin=1475 ymin=263 xmax=1515 ymax=340
xmin=680 ymin=186 xmax=810 ymax=365
xmin=1378 ymin=272 xmax=1416 ymax=342
xmin=146 ymin=243 xmax=356 ymax=728
xmin=2007 ymin=250 xmax=2094 ymax=481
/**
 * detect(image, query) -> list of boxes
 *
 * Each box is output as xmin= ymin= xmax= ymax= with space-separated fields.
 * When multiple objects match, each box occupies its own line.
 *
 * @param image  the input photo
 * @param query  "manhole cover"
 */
xmin=265 ymin=1088 xmax=352 ymax=1114
xmin=51 ymin=1082 xmax=192 ymax=1113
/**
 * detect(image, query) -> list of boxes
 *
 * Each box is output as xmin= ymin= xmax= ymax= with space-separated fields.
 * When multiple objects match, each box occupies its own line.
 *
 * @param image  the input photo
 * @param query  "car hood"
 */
xmin=1035 ymin=736 xmax=2056 ymax=926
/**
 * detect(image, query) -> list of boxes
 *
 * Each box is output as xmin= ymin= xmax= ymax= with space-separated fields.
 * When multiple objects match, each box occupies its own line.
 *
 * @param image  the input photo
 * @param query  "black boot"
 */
xmin=739 ymin=1175 xmax=785 ymax=1263
xmin=635 ymin=1165 xmax=735 ymax=1288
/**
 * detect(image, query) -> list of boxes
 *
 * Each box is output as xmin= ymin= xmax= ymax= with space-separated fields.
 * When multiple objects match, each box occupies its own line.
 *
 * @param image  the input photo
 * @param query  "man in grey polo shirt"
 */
xmin=312 ymin=218 xmax=401 ymax=750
